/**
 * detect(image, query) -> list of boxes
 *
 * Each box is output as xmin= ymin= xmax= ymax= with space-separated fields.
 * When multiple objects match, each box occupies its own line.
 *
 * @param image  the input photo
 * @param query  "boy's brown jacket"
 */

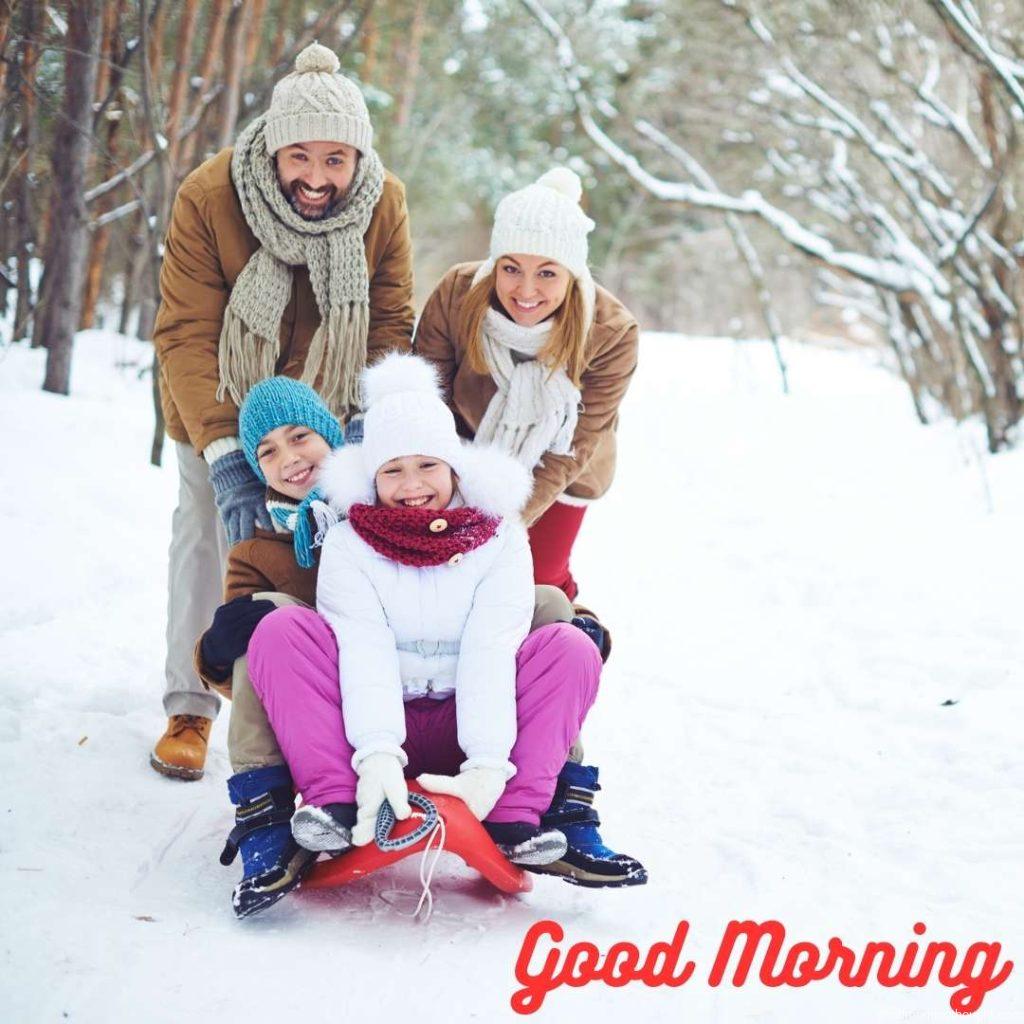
xmin=154 ymin=149 xmax=415 ymax=455
xmin=194 ymin=529 xmax=317 ymax=696
xmin=413 ymin=262 xmax=639 ymax=526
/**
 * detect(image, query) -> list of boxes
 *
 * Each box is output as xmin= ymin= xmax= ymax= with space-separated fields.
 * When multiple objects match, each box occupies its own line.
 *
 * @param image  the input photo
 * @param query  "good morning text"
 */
xmin=511 ymin=919 xmax=1013 ymax=1015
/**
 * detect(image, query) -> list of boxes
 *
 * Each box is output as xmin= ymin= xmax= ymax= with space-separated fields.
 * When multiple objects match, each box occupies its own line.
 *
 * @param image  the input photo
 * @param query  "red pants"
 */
xmin=528 ymin=502 xmax=586 ymax=601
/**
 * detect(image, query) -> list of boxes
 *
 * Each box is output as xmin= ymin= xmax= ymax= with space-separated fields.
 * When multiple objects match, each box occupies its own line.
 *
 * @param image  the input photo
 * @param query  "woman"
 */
xmin=414 ymin=167 xmax=639 ymax=603
xmin=413 ymin=169 xmax=647 ymax=888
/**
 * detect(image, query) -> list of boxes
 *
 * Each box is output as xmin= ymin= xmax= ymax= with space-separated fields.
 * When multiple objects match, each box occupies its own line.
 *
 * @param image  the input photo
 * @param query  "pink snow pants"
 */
xmin=247 ymin=607 xmax=601 ymax=825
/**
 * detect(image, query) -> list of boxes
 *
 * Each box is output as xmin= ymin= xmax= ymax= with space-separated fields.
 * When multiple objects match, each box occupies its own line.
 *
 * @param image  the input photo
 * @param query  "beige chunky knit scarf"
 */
xmin=218 ymin=115 xmax=385 ymax=416
xmin=475 ymin=308 xmax=581 ymax=471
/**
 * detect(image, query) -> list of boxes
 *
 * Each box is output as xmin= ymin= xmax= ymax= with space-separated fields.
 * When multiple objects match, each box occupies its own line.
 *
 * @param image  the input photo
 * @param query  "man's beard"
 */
xmin=283 ymin=179 xmax=344 ymax=221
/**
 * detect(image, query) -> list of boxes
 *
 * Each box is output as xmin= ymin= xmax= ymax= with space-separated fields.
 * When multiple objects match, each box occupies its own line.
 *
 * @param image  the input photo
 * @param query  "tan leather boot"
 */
xmin=150 ymin=715 xmax=213 ymax=781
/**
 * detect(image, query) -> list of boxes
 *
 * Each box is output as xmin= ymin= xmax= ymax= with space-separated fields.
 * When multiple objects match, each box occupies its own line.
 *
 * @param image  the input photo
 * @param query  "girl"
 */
xmin=247 ymin=353 xmax=603 ymax=865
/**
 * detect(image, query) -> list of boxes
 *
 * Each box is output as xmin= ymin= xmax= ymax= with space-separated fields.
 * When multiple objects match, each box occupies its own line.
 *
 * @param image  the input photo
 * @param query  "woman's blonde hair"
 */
xmin=460 ymin=264 xmax=588 ymax=387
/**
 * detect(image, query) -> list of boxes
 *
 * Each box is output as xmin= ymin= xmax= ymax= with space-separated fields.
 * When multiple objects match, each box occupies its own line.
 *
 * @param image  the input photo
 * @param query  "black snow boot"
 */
xmin=290 ymin=802 xmax=357 ymax=854
xmin=483 ymin=821 xmax=568 ymax=866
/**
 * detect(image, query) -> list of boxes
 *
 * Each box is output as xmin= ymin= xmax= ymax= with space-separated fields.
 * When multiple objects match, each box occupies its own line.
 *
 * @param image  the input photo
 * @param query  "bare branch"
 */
xmin=90 ymin=198 xmax=142 ymax=229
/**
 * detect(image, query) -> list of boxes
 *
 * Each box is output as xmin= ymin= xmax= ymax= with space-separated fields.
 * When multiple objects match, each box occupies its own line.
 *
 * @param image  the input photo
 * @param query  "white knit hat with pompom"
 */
xmin=484 ymin=167 xmax=596 ymax=280
xmin=264 ymin=42 xmax=373 ymax=155
xmin=359 ymin=353 xmax=466 ymax=479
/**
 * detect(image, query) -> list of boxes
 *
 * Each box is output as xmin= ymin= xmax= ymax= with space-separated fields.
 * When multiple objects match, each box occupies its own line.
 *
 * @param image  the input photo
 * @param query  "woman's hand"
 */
xmin=353 ymin=753 xmax=410 ymax=845
xmin=418 ymin=767 xmax=507 ymax=821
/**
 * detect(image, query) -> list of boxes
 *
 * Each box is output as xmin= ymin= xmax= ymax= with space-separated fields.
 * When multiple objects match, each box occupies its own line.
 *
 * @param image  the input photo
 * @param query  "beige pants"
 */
xmin=227 ymin=584 xmax=580 ymax=772
xmin=164 ymin=442 xmax=229 ymax=720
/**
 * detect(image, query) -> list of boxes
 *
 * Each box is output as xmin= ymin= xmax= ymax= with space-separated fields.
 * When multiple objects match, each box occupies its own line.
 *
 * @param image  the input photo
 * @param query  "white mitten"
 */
xmin=353 ymin=752 xmax=410 ymax=846
xmin=417 ymin=767 xmax=508 ymax=821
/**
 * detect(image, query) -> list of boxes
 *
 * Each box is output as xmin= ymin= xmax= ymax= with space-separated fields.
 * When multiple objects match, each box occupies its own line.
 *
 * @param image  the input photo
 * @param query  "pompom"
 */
xmin=295 ymin=42 xmax=340 ymax=75
xmin=535 ymin=167 xmax=583 ymax=203
xmin=361 ymin=353 xmax=442 ymax=409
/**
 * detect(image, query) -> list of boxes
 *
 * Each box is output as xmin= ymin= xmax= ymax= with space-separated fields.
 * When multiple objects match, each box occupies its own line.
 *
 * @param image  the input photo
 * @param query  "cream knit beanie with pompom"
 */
xmin=264 ymin=42 xmax=373 ymax=156
xmin=483 ymin=167 xmax=596 ymax=280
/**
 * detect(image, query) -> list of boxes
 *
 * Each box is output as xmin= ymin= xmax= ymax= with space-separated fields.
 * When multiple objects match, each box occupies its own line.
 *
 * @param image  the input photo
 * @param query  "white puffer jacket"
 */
xmin=316 ymin=442 xmax=534 ymax=778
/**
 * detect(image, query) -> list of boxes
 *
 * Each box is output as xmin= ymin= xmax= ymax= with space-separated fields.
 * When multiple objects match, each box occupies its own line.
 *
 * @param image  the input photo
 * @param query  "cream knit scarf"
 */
xmin=218 ymin=115 xmax=385 ymax=416
xmin=475 ymin=307 xmax=581 ymax=471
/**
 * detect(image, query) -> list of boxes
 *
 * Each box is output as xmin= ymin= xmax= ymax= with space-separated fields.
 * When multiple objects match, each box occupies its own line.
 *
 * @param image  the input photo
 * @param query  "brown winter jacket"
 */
xmin=194 ymin=528 xmax=318 ymax=696
xmin=413 ymin=262 xmax=640 ymax=525
xmin=154 ymin=148 xmax=415 ymax=455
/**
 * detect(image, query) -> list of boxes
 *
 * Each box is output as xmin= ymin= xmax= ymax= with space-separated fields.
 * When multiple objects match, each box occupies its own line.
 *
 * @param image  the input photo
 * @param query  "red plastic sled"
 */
xmin=303 ymin=781 xmax=533 ymax=895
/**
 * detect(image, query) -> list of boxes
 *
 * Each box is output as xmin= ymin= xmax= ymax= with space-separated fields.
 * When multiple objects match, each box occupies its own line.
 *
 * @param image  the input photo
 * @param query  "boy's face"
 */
xmin=375 ymin=455 xmax=454 ymax=511
xmin=256 ymin=425 xmax=332 ymax=500
xmin=274 ymin=141 xmax=359 ymax=220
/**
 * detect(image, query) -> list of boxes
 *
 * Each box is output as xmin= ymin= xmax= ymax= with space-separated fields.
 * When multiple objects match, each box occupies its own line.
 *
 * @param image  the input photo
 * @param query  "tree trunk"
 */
xmin=164 ymin=0 xmax=200 ymax=187
xmin=41 ymin=0 xmax=103 ymax=395
xmin=270 ymin=0 xmax=294 ymax=66
xmin=396 ymin=0 xmax=427 ymax=130
xmin=118 ymin=211 xmax=146 ymax=335
xmin=360 ymin=9 xmax=378 ymax=86
xmin=12 ymin=0 xmax=39 ymax=341
xmin=80 ymin=1 xmax=125 ymax=330
xmin=0 ymin=0 xmax=14 ymax=100
xmin=146 ymin=0 xmax=166 ymax=96
xmin=177 ymin=0 xmax=230 ymax=172
xmin=244 ymin=0 xmax=267 ymax=69
xmin=218 ymin=1 xmax=253 ymax=149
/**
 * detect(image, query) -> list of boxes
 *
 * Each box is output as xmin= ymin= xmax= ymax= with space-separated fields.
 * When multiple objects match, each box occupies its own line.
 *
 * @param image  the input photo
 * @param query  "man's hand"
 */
xmin=208 ymin=450 xmax=272 ymax=546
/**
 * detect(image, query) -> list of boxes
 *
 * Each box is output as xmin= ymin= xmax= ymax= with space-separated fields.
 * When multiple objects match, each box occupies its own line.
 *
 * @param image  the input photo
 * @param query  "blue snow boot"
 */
xmin=531 ymin=762 xmax=648 ymax=888
xmin=220 ymin=765 xmax=317 ymax=919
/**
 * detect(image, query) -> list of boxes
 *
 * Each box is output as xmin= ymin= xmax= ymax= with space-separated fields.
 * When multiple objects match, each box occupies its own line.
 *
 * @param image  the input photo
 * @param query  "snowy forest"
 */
xmin=2 ymin=0 xmax=1023 ymax=452
xmin=2 ymin=4 xmax=1022 ymax=1022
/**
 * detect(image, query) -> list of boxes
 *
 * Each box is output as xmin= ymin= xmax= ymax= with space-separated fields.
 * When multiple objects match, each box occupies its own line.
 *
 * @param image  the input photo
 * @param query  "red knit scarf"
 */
xmin=347 ymin=504 xmax=500 ymax=567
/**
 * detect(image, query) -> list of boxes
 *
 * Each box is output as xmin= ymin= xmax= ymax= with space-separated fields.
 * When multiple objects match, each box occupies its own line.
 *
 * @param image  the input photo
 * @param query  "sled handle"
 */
xmin=375 ymin=792 xmax=439 ymax=851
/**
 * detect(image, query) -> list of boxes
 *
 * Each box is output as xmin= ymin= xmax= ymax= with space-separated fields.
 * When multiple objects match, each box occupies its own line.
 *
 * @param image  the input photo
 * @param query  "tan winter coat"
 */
xmin=154 ymin=148 xmax=415 ymax=454
xmin=413 ymin=262 xmax=639 ymax=525
xmin=193 ymin=528 xmax=318 ymax=696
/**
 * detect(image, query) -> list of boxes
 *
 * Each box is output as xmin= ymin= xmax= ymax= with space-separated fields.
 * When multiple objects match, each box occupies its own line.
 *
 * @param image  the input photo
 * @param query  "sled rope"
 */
xmin=375 ymin=792 xmax=438 ymax=850
xmin=411 ymin=814 xmax=446 ymax=922
xmin=375 ymin=792 xmax=446 ymax=922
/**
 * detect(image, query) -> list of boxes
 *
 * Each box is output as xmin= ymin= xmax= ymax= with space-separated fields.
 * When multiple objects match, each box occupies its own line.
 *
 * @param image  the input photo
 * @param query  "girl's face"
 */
xmin=494 ymin=253 xmax=572 ymax=327
xmin=375 ymin=455 xmax=455 ymax=511
xmin=256 ymin=425 xmax=332 ymax=500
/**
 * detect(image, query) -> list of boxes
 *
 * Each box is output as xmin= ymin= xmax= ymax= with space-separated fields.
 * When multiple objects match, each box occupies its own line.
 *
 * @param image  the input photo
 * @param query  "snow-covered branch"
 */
xmin=634 ymin=118 xmax=789 ymax=392
xmin=518 ymin=0 xmax=951 ymax=308
xmin=925 ymin=0 xmax=1024 ymax=117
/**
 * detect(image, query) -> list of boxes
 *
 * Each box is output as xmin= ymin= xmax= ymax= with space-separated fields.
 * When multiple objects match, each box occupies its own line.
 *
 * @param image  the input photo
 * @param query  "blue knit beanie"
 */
xmin=239 ymin=377 xmax=344 ymax=482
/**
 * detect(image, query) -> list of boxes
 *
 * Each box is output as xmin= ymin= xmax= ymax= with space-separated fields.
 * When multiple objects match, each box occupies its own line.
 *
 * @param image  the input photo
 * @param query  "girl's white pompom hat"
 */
xmin=359 ymin=352 xmax=466 ymax=479
xmin=318 ymin=352 xmax=535 ymax=518
xmin=482 ymin=167 xmax=596 ymax=280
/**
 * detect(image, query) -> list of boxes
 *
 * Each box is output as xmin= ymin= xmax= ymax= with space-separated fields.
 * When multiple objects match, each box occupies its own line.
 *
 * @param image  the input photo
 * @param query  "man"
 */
xmin=151 ymin=43 xmax=414 ymax=780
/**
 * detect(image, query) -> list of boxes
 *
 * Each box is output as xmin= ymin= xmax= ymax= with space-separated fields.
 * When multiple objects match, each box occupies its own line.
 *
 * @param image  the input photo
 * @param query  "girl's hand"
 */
xmin=418 ymin=768 xmax=507 ymax=821
xmin=353 ymin=753 xmax=410 ymax=846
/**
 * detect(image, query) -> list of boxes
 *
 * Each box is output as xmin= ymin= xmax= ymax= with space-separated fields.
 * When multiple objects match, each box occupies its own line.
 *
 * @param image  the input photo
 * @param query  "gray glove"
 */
xmin=209 ymin=450 xmax=272 ymax=546
xmin=344 ymin=415 xmax=364 ymax=445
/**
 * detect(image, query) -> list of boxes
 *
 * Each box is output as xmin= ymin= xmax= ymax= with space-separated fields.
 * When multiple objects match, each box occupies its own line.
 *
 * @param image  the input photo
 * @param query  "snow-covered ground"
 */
xmin=1 ymin=331 xmax=1020 ymax=1023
